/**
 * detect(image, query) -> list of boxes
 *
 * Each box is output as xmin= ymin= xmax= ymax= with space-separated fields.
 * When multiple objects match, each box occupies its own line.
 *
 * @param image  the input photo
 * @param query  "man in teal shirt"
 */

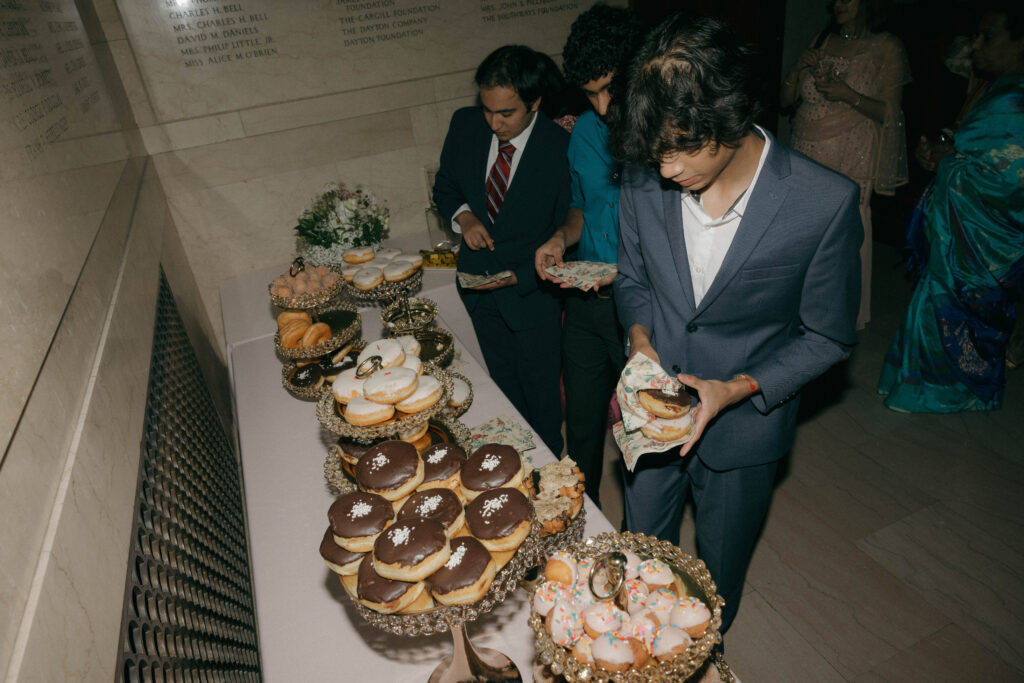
xmin=534 ymin=5 xmax=645 ymax=508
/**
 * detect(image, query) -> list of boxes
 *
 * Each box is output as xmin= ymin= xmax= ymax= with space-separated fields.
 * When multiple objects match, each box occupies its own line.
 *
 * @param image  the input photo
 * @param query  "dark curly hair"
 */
xmin=475 ymin=45 xmax=553 ymax=106
xmin=562 ymin=4 xmax=646 ymax=87
xmin=609 ymin=14 xmax=762 ymax=167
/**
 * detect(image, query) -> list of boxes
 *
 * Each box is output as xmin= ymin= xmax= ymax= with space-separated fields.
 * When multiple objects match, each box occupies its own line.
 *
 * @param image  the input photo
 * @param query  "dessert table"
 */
xmin=219 ymin=237 xmax=616 ymax=682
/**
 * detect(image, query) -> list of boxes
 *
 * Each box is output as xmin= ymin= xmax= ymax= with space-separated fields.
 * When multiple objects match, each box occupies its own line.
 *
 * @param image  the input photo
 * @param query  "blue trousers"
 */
xmin=623 ymin=449 xmax=778 ymax=633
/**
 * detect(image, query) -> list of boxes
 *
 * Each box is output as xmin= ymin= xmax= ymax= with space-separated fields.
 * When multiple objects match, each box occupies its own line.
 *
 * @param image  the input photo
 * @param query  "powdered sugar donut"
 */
xmin=401 ymin=353 xmax=422 ymax=375
xmin=532 ymin=580 xmax=571 ymax=618
xmin=344 ymin=396 xmax=394 ymax=425
xmin=544 ymin=551 xmax=577 ymax=585
xmin=572 ymin=633 xmax=595 ymax=664
xmin=394 ymin=334 xmax=421 ymax=358
xmin=395 ymin=374 xmax=441 ymax=413
xmin=353 ymin=266 xmax=383 ymax=290
xmin=617 ymin=577 xmax=650 ymax=615
xmin=591 ymin=632 xmax=634 ymax=673
xmin=332 ymin=367 xmax=366 ymax=405
xmin=669 ymin=596 xmax=711 ymax=638
xmin=581 ymin=602 xmax=627 ymax=639
xmin=364 ymin=367 xmax=418 ymax=404
xmin=545 ymin=600 xmax=583 ymax=647
xmin=638 ymin=558 xmax=675 ymax=593
xmin=383 ymin=260 xmax=416 ymax=282
xmin=644 ymin=587 xmax=678 ymax=626
xmin=358 ymin=339 xmax=406 ymax=369
xmin=342 ymin=246 xmax=375 ymax=264
xmin=652 ymin=624 xmax=692 ymax=662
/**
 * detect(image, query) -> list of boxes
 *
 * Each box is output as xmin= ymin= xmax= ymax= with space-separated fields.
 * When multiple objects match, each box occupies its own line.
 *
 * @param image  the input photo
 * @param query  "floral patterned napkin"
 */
xmin=614 ymin=351 xmax=694 ymax=471
xmin=457 ymin=270 xmax=514 ymax=288
xmin=468 ymin=413 xmax=537 ymax=455
xmin=544 ymin=261 xmax=618 ymax=292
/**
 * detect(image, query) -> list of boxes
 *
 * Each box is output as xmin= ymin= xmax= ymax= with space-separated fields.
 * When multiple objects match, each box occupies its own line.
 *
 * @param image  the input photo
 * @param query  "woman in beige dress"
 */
xmin=781 ymin=0 xmax=910 ymax=328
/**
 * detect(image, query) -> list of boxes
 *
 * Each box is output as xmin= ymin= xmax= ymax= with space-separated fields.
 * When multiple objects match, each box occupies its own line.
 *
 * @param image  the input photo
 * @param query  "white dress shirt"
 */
xmin=450 ymin=110 xmax=539 ymax=232
xmin=682 ymin=126 xmax=770 ymax=306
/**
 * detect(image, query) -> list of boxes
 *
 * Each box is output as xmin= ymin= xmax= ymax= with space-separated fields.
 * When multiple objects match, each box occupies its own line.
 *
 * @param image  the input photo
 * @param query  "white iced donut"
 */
xmin=393 ymin=253 xmax=423 ymax=269
xmin=375 ymin=248 xmax=402 ymax=261
xmin=652 ymin=625 xmax=692 ymax=662
xmin=342 ymin=246 xmax=375 ymax=263
xmin=669 ymin=596 xmax=711 ymax=638
xmin=395 ymin=335 xmax=421 ymax=358
xmin=625 ymin=609 xmax=660 ymax=651
xmin=622 ymin=550 xmax=642 ymax=580
xmin=332 ymin=368 xmax=366 ymax=405
xmin=395 ymin=375 xmax=441 ymax=413
xmin=618 ymin=578 xmax=650 ymax=615
xmin=532 ymin=580 xmax=570 ymax=618
xmin=581 ymin=602 xmax=627 ymax=639
xmin=344 ymin=396 xmax=394 ymax=425
xmin=353 ymin=266 xmax=383 ymax=290
xmin=401 ymin=354 xmax=422 ymax=375
xmin=545 ymin=600 xmax=583 ymax=647
xmin=358 ymin=339 xmax=406 ymax=368
xmin=644 ymin=588 xmax=677 ymax=626
xmin=449 ymin=377 xmax=470 ymax=409
xmin=544 ymin=551 xmax=577 ymax=585
xmin=591 ymin=632 xmax=634 ymax=672
xmin=638 ymin=558 xmax=675 ymax=593
xmin=340 ymin=263 xmax=361 ymax=282
xmin=641 ymin=415 xmax=693 ymax=442
xmin=383 ymin=260 xmax=416 ymax=282
xmin=572 ymin=633 xmax=595 ymax=664
xmin=363 ymin=367 xmax=418 ymax=405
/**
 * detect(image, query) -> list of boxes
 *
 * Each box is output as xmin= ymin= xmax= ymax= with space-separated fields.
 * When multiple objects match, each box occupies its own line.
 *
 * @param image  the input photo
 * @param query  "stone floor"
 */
xmin=592 ymin=244 xmax=1024 ymax=682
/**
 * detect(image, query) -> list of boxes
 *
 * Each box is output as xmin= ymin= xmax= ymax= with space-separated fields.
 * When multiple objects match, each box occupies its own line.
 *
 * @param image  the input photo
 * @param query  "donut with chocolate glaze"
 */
xmin=638 ymin=388 xmax=691 ymax=419
xmin=398 ymin=488 xmax=465 ymax=538
xmin=418 ymin=443 xmax=466 ymax=495
xmin=372 ymin=518 xmax=450 ymax=582
xmin=460 ymin=443 xmax=527 ymax=500
xmin=289 ymin=363 xmax=325 ymax=389
xmin=355 ymin=440 xmax=425 ymax=500
xmin=328 ymin=491 xmax=394 ymax=552
xmin=465 ymin=487 xmax=532 ymax=552
xmin=354 ymin=556 xmax=425 ymax=614
xmin=319 ymin=527 xmax=364 ymax=575
xmin=318 ymin=350 xmax=357 ymax=382
xmin=427 ymin=536 xmax=497 ymax=605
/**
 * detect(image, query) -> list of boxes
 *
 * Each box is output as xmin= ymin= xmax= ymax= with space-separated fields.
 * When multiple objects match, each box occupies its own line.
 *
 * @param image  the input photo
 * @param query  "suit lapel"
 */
xmin=695 ymin=135 xmax=791 ymax=315
xmin=662 ymin=182 xmax=697 ymax=314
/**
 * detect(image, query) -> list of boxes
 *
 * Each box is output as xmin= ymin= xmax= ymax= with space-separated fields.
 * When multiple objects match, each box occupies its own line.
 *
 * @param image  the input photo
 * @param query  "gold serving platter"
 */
xmin=268 ymin=259 xmax=345 ymax=309
xmin=273 ymin=301 xmax=361 ymax=360
xmin=380 ymin=296 xmax=438 ymax=334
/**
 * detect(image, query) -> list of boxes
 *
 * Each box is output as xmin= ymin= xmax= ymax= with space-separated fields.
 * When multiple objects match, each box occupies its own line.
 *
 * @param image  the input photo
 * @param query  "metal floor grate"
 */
xmin=117 ymin=271 xmax=261 ymax=682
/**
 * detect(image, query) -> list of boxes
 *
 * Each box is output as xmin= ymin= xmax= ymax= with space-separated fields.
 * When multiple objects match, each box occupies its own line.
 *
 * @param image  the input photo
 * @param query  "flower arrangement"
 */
xmin=294 ymin=182 xmax=389 ymax=265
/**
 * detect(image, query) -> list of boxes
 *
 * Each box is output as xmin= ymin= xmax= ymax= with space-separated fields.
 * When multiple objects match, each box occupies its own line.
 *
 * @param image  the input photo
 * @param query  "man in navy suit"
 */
xmin=433 ymin=45 xmax=570 ymax=455
xmin=611 ymin=15 xmax=862 ymax=633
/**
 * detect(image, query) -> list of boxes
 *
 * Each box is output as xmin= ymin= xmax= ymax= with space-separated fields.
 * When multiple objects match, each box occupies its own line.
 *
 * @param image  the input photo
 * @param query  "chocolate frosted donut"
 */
xmin=398 ymin=488 xmax=465 ymax=536
xmin=420 ymin=443 xmax=467 ymax=487
xmin=355 ymin=556 xmax=422 ymax=614
xmin=465 ymin=487 xmax=532 ymax=552
xmin=356 ymin=440 xmax=424 ymax=500
xmin=372 ymin=518 xmax=450 ymax=581
xmin=289 ymin=363 xmax=324 ymax=388
xmin=335 ymin=437 xmax=371 ymax=466
xmin=427 ymin=536 xmax=498 ymax=605
xmin=461 ymin=443 xmax=525 ymax=500
xmin=638 ymin=388 xmax=692 ymax=419
xmin=318 ymin=352 xmax=357 ymax=380
xmin=319 ymin=527 xmax=364 ymax=575
xmin=328 ymin=491 xmax=394 ymax=552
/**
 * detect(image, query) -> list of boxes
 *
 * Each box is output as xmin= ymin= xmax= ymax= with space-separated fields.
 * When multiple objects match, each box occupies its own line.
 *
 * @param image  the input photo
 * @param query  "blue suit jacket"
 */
xmin=614 ymin=132 xmax=862 ymax=470
xmin=433 ymin=107 xmax=570 ymax=331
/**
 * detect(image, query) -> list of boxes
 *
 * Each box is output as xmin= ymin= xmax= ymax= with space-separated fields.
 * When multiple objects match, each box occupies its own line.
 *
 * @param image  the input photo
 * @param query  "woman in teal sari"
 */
xmin=879 ymin=6 xmax=1024 ymax=412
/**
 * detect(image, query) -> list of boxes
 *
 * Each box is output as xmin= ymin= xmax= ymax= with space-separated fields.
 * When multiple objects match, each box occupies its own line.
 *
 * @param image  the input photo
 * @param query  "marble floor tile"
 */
xmin=853 ymin=624 xmax=1022 ymax=683
xmin=857 ymin=502 xmax=1024 ymax=671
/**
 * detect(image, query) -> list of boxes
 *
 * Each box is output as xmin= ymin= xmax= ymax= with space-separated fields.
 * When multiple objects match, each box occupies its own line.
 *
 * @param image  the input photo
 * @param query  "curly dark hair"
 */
xmin=562 ymin=4 xmax=646 ymax=86
xmin=475 ymin=45 xmax=554 ymax=106
xmin=608 ymin=14 xmax=762 ymax=167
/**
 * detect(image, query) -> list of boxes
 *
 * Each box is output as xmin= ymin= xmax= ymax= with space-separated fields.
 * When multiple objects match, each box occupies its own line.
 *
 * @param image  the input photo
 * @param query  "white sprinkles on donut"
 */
xmin=445 ymin=544 xmax=467 ymax=569
xmin=481 ymin=454 xmax=501 ymax=471
xmin=480 ymin=493 xmax=508 ymax=517
xmin=369 ymin=453 xmax=389 ymax=471
xmin=388 ymin=526 xmax=410 ymax=546
xmin=416 ymin=495 xmax=442 ymax=516
xmin=427 ymin=447 xmax=448 ymax=463
xmin=349 ymin=502 xmax=372 ymax=519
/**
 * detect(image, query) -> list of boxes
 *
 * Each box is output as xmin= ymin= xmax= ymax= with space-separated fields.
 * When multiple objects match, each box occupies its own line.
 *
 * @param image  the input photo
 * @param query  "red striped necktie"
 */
xmin=485 ymin=142 xmax=515 ymax=225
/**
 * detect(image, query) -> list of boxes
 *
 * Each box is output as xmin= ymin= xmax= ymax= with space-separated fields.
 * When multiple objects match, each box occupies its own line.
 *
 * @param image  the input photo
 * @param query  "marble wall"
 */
xmin=101 ymin=0 xmax=625 ymax=356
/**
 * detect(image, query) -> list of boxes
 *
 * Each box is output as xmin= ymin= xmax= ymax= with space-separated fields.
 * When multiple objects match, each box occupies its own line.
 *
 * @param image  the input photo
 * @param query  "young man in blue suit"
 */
xmin=433 ymin=45 xmax=570 ymax=455
xmin=611 ymin=15 xmax=862 ymax=633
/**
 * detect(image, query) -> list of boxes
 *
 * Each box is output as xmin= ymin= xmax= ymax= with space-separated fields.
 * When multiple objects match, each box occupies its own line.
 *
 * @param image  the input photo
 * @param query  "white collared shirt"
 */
xmin=682 ymin=126 xmax=770 ymax=306
xmin=450 ymin=110 xmax=540 ymax=231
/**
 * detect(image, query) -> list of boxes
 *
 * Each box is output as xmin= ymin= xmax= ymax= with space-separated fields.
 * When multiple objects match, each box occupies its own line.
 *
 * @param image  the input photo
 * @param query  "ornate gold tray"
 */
xmin=273 ymin=301 xmax=361 ymax=360
xmin=528 ymin=532 xmax=730 ymax=683
xmin=538 ymin=505 xmax=587 ymax=558
xmin=407 ymin=325 xmax=454 ymax=368
xmin=268 ymin=258 xmax=345 ymax=309
xmin=315 ymin=362 xmax=453 ymax=440
xmin=341 ymin=268 xmax=423 ymax=305
xmin=381 ymin=296 xmax=438 ymax=334
xmin=280 ymin=361 xmax=333 ymax=401
xmin=441 ymin=370 xmax=474 ymax=419
xmin=323 ymin=414 xmax=472 ymax=495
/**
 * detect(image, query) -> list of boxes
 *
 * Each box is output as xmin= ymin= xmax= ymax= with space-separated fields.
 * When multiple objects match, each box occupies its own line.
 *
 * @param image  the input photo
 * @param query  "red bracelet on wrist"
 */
xmin=735 ymin=373 xmax=757 ymax=395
